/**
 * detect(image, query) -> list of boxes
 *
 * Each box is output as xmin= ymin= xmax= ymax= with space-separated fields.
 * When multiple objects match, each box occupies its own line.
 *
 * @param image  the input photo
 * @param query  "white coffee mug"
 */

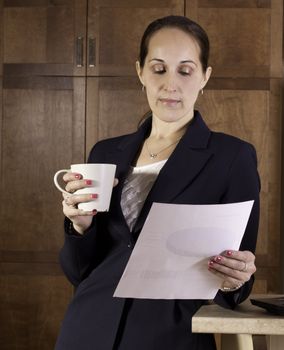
xmin=53 ymin=163 xmax=117 ymax=212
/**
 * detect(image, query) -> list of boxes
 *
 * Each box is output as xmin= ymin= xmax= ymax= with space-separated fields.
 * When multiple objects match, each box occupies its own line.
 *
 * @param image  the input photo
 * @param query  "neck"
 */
xmin=150 ymin=113 xmax=194 ymax=140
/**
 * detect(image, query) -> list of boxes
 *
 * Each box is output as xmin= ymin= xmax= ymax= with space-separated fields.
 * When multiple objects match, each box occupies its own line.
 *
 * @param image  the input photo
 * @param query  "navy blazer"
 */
xmin=55 ymin=111 xmax=260 ymax=350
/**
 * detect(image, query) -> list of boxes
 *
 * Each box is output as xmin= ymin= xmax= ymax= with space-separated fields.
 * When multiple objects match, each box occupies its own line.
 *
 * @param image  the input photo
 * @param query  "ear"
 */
xmin=136 ymin=61 xmax=145 ymax=86
xmin=201 ymin=66 xmax=212 ymax=90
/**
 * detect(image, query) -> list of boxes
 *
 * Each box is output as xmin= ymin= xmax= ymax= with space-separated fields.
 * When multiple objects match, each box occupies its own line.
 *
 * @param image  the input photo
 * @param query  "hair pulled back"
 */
xmin=138 ymin=15 xmax=210 ymax=73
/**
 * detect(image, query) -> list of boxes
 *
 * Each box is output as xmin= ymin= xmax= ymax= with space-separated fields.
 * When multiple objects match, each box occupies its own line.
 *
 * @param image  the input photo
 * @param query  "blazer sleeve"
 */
xmin=59 ymin=142 xmax=110 ymax=287
xmin=213 ymin=142 xmax=260 ymax=309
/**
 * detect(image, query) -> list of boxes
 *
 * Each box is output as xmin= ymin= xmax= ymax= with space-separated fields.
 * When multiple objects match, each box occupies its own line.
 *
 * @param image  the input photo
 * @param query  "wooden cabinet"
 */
xmin=0 ymin=1 xmax=184 ymax=349
xmin=0 ymin=1 xmax=283 ymax=349
xmin=86 ymin=0 xmax=184 ymax=76
xmin=191 ymin=0 xmax=283 ymax=294
xmin=3 ymin=0 xmax=87 ymax=76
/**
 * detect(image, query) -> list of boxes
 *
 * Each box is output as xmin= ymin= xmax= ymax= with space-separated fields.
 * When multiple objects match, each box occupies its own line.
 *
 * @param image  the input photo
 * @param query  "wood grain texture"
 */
xmin=0 ymin=0 xmax=3 ymax=76
xmin=195 ymin=84 xmax=282 ymax=293
xmin=0 ymin=1 xmax=3 ymax=188
xmin=86 ymin=76 xmax=149 ymax=155
xmin=185 ymin=1 xmax=284 ymax=79
xmin=270 ymin=0 xmax=283 ymax=79
xmin=87 ymin=0 xmax=184 ymax=76
xmin=0 ymin=79 xmax=85 ymax=252
xmin=3 ymin=0 xmax=87 ymax=76
xmin=198 ymin=0 xmax=271 ymax=8
xmin=186 ymin=0 xmax=283 ymax=295
xmin=0 ymin=275 xmax=73 ymax=350
xmin=4 ymin=7 xmax=47 ymax=63
xmin=199 ymin=8 xmax=270 ymax=78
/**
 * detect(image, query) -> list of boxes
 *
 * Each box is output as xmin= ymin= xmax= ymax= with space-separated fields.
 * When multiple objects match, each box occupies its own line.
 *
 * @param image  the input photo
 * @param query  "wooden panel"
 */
xmin=198 ymin=0 xmax=271 ymax=8
xmin=0 ymin=0 xmax=3 ymax=76
xmin=199 ymin=8 xmax=270 ymax=77
xmin=0 ymin=1 xmax=3 ymax=187
xmin=87 ymin=0 xmax=184 ymax=76
xmin=86 ymin=76 xmax=149 ymax=154
xmin=0 ymin=275 xmax=73 ymax=350
xmin=186 ymin=0 xmax=283 ymax=78
xmin=3 ymin=0 xmax=87 ymax=76
xmin=0 ymin=77 xmax=85 ymax=252
xmin=195 ymin=80 xmax=282 ymax=292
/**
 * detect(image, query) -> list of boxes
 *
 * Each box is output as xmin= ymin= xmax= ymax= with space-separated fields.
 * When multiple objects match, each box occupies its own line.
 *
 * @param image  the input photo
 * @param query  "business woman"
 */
xmin=55 ymin=15 xmax=260 ymax=350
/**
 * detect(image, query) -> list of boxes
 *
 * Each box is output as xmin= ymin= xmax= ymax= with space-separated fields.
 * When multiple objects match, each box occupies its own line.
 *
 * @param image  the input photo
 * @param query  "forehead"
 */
xmin=147 ymin=27 xmax=201 ymax=62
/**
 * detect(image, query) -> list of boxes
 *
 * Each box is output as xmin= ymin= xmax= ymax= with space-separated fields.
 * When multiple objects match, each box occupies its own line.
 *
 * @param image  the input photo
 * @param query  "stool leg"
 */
xmin=221 ymin=334 xmax=254 ymax=350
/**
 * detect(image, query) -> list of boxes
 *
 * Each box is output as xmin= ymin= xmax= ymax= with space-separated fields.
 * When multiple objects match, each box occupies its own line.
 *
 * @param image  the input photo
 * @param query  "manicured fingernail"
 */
xmin=75 ymin=173 xmax=81 ymax=179
xmin=92 ymin=209 xmax=97 ymax=215
xmin=91 ymin=194 xmax=98 ymax=199
xmin=215 ymin=256 xmax=222 ymax=262
xmin=208 ymin=260 xmax=214 ymax=267
xmin=85 ymin=180 xmax=92 ymax=185
xmin=226 ymin=250 xmax=233 ymax=256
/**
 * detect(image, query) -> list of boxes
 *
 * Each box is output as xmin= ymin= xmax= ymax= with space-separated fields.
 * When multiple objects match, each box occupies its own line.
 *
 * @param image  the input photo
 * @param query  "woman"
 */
xmin=55 ymin=15 xmax=260 ymax=350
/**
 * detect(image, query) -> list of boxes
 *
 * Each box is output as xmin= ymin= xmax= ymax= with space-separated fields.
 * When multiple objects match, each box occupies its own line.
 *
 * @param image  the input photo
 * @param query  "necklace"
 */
xmin=145 ymin=137 xmax=181 ymax=159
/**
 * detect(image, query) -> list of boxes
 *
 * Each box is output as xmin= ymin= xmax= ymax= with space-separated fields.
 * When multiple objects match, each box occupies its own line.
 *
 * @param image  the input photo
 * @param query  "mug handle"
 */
xmin=53 ymin=169 xmax=70 ymax=195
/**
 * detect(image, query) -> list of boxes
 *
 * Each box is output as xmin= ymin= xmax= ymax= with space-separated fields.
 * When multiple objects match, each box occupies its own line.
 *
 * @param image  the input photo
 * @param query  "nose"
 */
xmin=163 ymin=72 xmax=177 ymax=92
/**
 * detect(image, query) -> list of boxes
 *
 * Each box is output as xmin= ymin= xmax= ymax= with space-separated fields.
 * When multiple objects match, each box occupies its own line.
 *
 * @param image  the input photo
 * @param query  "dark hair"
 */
xmin=139 ymin=15 xmax=210 ymax=73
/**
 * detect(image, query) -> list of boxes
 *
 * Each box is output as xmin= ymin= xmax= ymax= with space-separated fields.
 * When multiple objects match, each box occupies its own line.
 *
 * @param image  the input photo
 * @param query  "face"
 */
xmin=137 ymin=28 xmax=212 ymax=124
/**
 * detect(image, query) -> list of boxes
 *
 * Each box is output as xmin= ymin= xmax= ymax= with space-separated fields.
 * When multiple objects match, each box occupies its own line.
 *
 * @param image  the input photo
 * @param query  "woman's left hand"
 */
xmin=208 ymin=250 xmax=256 ymax=290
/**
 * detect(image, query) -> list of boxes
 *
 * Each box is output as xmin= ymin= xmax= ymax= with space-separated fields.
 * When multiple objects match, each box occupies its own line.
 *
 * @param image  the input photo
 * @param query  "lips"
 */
xmin=159 ymin=98 xmax=181 ymax=107
xmin=159 ymin=98 xmax=181 ymax=103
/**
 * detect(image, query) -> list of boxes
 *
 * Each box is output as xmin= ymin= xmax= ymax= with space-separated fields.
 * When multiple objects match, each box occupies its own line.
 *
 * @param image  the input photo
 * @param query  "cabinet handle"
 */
xmin=88 ymin=38 xmax=96 ymax=67
xmin=76 ymin=36 xmax=84 ymax=67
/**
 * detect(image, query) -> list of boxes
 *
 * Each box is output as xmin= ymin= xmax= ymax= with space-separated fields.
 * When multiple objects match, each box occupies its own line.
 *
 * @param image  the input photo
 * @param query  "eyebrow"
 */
xmin=149 ymin=58 xmax=197 ymax=67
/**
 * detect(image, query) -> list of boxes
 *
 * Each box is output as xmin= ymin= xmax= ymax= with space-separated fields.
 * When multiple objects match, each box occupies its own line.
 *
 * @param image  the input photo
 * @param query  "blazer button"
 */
xmin=127 ymin=243 xmax=132 ymax=248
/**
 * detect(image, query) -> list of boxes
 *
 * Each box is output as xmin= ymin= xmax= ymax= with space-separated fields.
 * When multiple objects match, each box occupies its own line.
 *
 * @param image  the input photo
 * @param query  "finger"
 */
xmin=65 ymin=179 xmax=94 ymax=194
xmin=208 ymin=266 xmax=243 ymax=287
xmin=62 ymin=199 xmax=96 ymax=217
xmin=64 ymin=193 xmax=98 ymax=207
xmin=212 ymin=255 xmax=248 ymax=273
xmin=113 ymin=178 xmax=119 ymax=187
xmin=62 ymin=172 xmax=82 ymax=183
xmin=221 ymin=250 xmax=255 ymax=263
xmin=220 ymin=250 xmax=256 ymax=274
xmin=208 ymin=258 xmax=251 ymax=282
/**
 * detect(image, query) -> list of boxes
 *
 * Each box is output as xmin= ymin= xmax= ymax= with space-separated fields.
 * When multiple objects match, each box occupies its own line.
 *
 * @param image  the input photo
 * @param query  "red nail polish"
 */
xmin=91 ymin=194 xmax=98 ymax=199
xmin=215 ymin=256 xmax=222 ymax=262
xmin=208 ymin=260 xmax=214 ymax=266
xmin=226 ymin=250 xmax=233 ymax=256
xmin=75 ymin=173 xmax=81 ymax=179
xmin=85 ymin=180 xmax=92 ymax=185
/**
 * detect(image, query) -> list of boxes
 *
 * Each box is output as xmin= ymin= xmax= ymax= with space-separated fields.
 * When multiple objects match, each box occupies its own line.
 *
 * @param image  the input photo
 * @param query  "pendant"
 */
xmin=150 ymin=153 xmax=157 ymax=159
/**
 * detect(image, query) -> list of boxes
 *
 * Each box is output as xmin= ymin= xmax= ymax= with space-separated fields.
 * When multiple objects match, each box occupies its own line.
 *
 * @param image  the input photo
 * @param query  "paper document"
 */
xmin=114 ymin=200 xmax=254 ymax=300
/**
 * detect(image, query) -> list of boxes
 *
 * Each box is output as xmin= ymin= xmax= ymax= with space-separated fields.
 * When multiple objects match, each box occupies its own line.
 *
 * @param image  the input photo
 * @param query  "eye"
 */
xmin=152 ymin=64 xmax=166 ymax=74
xmin=179 ymin=66 xmax=193 ymax=76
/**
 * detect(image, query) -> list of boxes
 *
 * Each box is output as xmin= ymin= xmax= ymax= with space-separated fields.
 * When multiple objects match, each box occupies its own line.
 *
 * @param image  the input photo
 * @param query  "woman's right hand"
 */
xmin=62 ymin=172 xmax=118 ymax=235
xmin=62 ymin=172 xmax=97 ymax=234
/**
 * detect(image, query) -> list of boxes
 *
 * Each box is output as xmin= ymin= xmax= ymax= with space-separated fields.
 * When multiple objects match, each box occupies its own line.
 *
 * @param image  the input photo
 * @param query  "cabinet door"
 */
xmin=86 ymin=0 xmax=184 ymax=76
xmin=1 ymin=3 xmax=87 ymax=348
xmin=86 ymin=76 xmax=149 ymax=153
xmin=3 ymin=0 xmax=87 ymax=76
xmin=0 ymin=75 xmax=86 ymax=349
xmin=186 ymin=0 xmax=282 ymax=78
xmin=189 ymin=0 xmax=283 ymax=294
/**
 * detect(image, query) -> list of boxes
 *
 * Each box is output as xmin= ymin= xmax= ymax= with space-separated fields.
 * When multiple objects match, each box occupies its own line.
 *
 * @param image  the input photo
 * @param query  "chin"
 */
xmin=153 ymin=110 xmax=193 ymax=124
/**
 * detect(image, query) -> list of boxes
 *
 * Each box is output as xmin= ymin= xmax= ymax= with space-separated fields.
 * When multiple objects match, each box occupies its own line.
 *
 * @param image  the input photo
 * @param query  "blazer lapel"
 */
xmin=132 ymin=111 xmax=214 ymax=236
